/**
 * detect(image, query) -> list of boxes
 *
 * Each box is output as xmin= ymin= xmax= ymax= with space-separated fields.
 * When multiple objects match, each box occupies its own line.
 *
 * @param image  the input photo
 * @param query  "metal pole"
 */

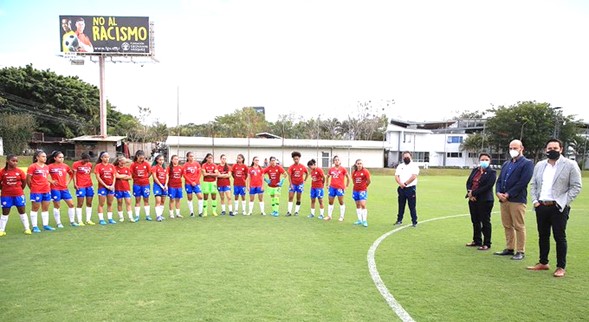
xmin=99 ymin=55 xmax=107 ymax=137
xmin=176 ymin=86 xmax=180 ymax=157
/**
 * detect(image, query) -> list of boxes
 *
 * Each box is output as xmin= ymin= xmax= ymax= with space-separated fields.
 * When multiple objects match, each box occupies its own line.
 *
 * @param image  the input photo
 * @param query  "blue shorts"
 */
xmin=328 ymin=187 xmax=345 ymax=197
xmin=30 ymin=192 xmax=52 ymax=202
xmin=218 ymin=185 xmax=231 ymax=192
xmin=115 ymin=190 xmax=131 ymax=199
xmin=98 ymin=187 xmax=115 ymax=196
xmin=168 ymin=187 xmax=183 ymax=199
xmin=1 ymin=195 xmax=26 ymax=208
xmin=51 ymin=189 xmax=73 ymax=202
xmin=310 ymin=188 xmax=324 ymax=199
xmin=289 ymin=184 xmax=304 ymax=193
xmin=153 ymin=185 xmax=168 ymax=197
xmin=133 ymin=184 xmax=150 ymax=198
xmin=234 ymin=186 xmax=246 ymax=196
xmin=249 ymin=186 xmax=264 ymax=195
xmin=352 ymin=190 xmax=368 ymax=201
xmin=185 ymin=184 xmax=202 ymax=194
xmin=76 ymin=187 xmax=95 ymax=198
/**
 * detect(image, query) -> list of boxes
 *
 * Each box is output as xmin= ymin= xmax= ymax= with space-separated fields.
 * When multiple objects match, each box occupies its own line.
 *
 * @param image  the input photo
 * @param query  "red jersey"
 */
xmin=72 ymin=160 xmax=93 ymax=188
xmin=48 ymin=163 xmax=73 ymax=190
xmin=130 ymin=161 xmax=151 ymax=185
xmin=352 ymin=168 xmax=371 ymax=191
xmin=248 ymin=166 xmax=263 ymax=187
xmin=328 ymin=166 xmax=348 ymax=190
xmin=183 ymin=161 xmax=201 ymax=185
xmin=151 ymin=164 xmax=167 ymax=185
xmin=217 ymin=164 xmax=231 ymax=187
xmin=231 ymin=164 xmax=248 ymax=186
xmin=288 ymin=163 xmax=308 ymax=185
xmin=95 ymin=163 xmax=116 ymax=188
xmin=310 ymin=167 xmax=325 ymax=189
xmin=167 ymin=164 xmax=183 ymax=188
xmin=263 ymin=165 xmax=285 ymax=188
xmin=27 ymin=163 xmax=50 ymax=193
xmin=115 ymin=165 xmax=131 ymax=191
xmin=202 ymin=163 xmax=218 ymax=182
xmin=0 ymin=168 xmax=26 ymax=197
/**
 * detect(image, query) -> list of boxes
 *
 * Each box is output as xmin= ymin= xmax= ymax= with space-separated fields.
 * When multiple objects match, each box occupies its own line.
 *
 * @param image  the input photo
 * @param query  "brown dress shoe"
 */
xmin=553 ymin=267 xmax=566 ymax=277
xmin=526 ymin=263 xmax=550 ymax=271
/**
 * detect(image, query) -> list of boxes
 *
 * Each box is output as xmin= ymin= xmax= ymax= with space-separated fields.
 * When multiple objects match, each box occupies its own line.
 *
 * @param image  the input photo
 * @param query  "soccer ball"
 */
xmin=63 ymin=33 xmax=79 ymax=52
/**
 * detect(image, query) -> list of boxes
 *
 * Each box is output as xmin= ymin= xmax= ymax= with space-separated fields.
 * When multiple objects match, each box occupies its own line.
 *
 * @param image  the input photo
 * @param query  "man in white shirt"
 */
xmin=527 ymin=139 xmax=582 ymax=277
xmin=394 ymin=151 xmax=420 ymax=227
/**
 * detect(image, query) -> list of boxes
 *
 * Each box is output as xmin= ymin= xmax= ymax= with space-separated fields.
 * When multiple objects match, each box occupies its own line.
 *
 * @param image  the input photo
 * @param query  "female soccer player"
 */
xmin=287 ymin=151 xmax=308 ymax=216
xmin=247 ymin=156 xmax=264 ymax=216
xmin=263 ymin=156 xmax=287 ymax=217
xmin=72 ymin=152 xmax=94 ymax=225
xmin=151 ymin=154 xmax=168 ymax=222
xmin=307 ymin=159 xmax=325 ymax=219
xmin=201 ymin=153 xmax=219 ymax=216
xmin=351 ymin=159 xmax=371 ymax=227
xmin=27 ymin=150 xmax=55 ymax=232
xmin=0 ymin=155 xmax=30 ymax=236
xmin=183 ymin=151 xmax=203 ymax=217
xmin=167 ymin=155 xmax=184 ymax=219
xmin=114 ymin=156 xmax=134 ymax=222
xmin=231 ymin=154 xmax=248 ymax=215
xmin=325 ymin=155 xmax=350 ymax=222
xmin=47 ymin=151 xmax=77 ymax=227
xmin=130 ymin=150 xmax=152 ymax=221
xmin=94 ymin=151 xmax=117 ymax=225
xmin=217 ymin=154 xmax=233 ymax=216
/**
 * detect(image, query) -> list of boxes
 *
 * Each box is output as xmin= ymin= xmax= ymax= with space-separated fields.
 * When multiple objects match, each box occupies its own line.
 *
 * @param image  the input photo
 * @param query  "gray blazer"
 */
xmin=530 ymin=157 xmax=582 ymax=212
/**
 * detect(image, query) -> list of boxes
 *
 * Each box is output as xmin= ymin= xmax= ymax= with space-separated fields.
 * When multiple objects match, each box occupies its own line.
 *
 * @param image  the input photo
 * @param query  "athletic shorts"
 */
xmin=328 ymin=187 xmax=345 ymax=197
xmin=218 ymin=185 xmax=231 ymax=192
xmin=249 ymin=186 xmax=264 ymax=195
xmin=1 ymin=195 xmax=26 ymax=208
xmin=267 ymin=186 xmax=281 ymax=196
xmin=30 ymin=192 xmax=52 ymax=202
xmin=185 ymin=184 xmax=202 ymax=194
xmin=234 ymin=186 xmax=246 ymax=196
xmin=310 ymin=188 xmax=324 ymax=199
xmin=133 ymin=184 xmax=150 ymax=198
xmin=352 ymin=190 xmax=368 ymax=201
xmin=153 ymin=185 xmax=168 ymax=197
xmin=98 ymin=187 xmax=115 ymax=196
xmin=168 ymin=187 xmax=183 ymax=199
xmin=76 ymin=187 xmax=95 ymax=198
xmin=202 ymin=181 xmax=217 ymax=194
xmin=51 ymin=189 xmax=73 ymax=202
xmin=115 ymin=190 xmax=131 ymax=199
xmin=289 ymin=183 xmax=304 ymax=193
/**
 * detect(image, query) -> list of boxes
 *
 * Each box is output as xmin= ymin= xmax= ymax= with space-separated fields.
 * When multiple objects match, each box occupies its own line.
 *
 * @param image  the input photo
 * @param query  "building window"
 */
xmin=447 ymin=136 xmax=463 ymax=144
xmin=468 ymin=152 xmax=478 ymax=158
xmin=412 ymin=152 xmax=429 ymax=162
xmin=321 ymin=152 xmax=330 ymax=168
xmin=446 ymin=152 xmax=463 ymax=158
xmin=404 ymin=133 xmax=412 ymax=143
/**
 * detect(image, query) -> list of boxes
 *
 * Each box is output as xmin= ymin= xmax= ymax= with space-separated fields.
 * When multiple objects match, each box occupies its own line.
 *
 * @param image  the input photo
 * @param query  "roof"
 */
xmin=166 ymin=136 xmax=386 ymax=149
xmin=68 ymin=135 xmax=127 ymax=142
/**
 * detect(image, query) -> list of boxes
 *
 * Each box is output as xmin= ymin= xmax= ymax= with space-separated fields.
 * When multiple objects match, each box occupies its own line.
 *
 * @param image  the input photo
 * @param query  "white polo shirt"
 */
xmin=395 ymin=162 xmax=420 ymax=187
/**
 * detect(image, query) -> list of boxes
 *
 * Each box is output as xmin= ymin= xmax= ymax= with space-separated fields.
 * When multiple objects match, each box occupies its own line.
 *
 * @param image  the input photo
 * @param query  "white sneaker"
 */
xmin=170 ymin=214 xmax=175 ymax=219
xmin=338 ymin=216 xmax=344 ymax=222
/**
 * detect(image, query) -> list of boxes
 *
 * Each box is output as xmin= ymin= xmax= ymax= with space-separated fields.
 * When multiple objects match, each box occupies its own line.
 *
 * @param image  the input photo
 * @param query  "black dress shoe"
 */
xmin=493 ymin=249 xmax=515 ymax=256
xmin=511 ymin=252 xmax=525 ymax=260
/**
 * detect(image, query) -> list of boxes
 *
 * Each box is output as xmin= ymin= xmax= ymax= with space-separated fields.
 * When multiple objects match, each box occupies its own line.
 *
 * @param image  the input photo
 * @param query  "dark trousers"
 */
xmin=535 ymin=204 xmax=569 ymax=269
xmin=468 ymin=200 xmax=493 ymax=247
xmin=397 ymin=186 xmax=417 ymax=224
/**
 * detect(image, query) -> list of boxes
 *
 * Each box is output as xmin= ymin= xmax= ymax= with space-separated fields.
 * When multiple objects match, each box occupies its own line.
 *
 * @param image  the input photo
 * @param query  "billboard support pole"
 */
xmin=99 ymin=54 xmax=107 ymax=137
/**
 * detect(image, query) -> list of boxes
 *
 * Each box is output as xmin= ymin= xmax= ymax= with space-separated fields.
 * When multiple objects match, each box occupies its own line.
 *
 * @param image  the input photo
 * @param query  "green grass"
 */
xmin=0 ymin=174 xmax=588 ymax=321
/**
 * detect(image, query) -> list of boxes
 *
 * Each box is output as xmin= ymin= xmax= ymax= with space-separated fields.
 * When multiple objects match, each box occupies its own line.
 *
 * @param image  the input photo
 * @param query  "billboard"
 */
xmin=59 ymin=16 xmax=150 ymax=55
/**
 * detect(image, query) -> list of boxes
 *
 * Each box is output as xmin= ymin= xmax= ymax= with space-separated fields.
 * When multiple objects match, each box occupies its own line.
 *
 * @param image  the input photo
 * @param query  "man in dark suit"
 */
xmin=527 ymin=139 xmax=582 ymax=277
xmin=465 ymin=153 xmax=497 ymax=250
xmin=494 ymin=139 xmax=534 ymax=260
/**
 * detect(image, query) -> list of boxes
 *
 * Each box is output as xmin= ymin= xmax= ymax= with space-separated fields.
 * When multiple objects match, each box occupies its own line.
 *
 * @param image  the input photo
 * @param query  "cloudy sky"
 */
xmin=1 ymin=0 xmax=588 ymax=126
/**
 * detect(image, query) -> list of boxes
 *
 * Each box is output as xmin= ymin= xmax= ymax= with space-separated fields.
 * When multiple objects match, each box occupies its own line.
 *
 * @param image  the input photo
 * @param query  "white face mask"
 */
xmin=509 ymin=149 xmax=520 ymax=159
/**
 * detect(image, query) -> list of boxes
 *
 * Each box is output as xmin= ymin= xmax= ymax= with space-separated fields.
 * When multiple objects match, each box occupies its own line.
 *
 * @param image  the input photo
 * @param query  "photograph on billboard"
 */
xmin=59 ymin=15 xmax=150 ymax=55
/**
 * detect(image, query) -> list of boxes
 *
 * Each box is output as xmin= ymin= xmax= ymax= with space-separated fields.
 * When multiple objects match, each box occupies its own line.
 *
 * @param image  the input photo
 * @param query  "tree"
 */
xmin=0 ymin=113 xmax=35 ymax=154
xmin=460 ymin=132 xmax=488 ymax=156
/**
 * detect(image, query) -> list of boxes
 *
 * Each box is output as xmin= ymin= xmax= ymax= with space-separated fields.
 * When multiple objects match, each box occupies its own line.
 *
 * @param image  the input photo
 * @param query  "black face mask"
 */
xmin=403 ymin=158 xmax=410 ymax=165
xmin=546 ymin=150 xmax=560 ymax=160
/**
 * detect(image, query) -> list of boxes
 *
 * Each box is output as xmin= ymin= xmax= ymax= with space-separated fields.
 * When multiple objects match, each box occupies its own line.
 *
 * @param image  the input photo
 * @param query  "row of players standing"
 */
xmin=0 ymin=150 xmax=372 ymax=236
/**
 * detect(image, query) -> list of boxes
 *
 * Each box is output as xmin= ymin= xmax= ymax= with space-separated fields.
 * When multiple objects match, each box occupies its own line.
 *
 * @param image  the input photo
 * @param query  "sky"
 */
xmin=1 ymin=0 xmax=589 ymax=127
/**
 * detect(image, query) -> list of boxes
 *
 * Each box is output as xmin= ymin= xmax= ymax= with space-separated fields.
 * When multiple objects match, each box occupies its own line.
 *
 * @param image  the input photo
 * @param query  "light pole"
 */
xmin=552 ymin=106 xmax=563 ymax=138
xmin=520 ymin=120 xmax=529 ymax=140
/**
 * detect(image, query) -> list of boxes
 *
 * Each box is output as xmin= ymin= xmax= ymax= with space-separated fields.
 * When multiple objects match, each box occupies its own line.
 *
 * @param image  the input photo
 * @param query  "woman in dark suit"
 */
xmin=465 ymin=153 xmax=497 ymax=250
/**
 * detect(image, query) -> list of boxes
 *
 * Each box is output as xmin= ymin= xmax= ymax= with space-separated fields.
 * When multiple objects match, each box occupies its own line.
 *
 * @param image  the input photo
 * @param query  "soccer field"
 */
xmin=0 ymin=175 xmax=588 ymax=321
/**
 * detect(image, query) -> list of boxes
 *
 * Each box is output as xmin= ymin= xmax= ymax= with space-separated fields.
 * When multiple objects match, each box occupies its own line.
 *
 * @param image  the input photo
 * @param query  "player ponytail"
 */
xmin=114 ymin=156 xmax=126 ymax=167
xmin=152 ymin=154 xmax=165 ymax=168
xmin=47 ymin=150 xmax=63 ymax=165
xmin=32 ymin=150 xmax=45 ymax=163
xmin=133 ymin=150 xmax=146 ymax=163
xmin=169 ymin=155 xmax=178 ymax=175
xmin=236 ymin=154 xmax=245 ymax=165
xmin=202 ymin=153 xmax=213 ymax=165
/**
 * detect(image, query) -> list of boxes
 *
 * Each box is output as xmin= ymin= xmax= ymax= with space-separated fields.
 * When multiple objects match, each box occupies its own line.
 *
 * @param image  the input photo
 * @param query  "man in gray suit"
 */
xmin=527 ymin=139 xmax=582 ymax=277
